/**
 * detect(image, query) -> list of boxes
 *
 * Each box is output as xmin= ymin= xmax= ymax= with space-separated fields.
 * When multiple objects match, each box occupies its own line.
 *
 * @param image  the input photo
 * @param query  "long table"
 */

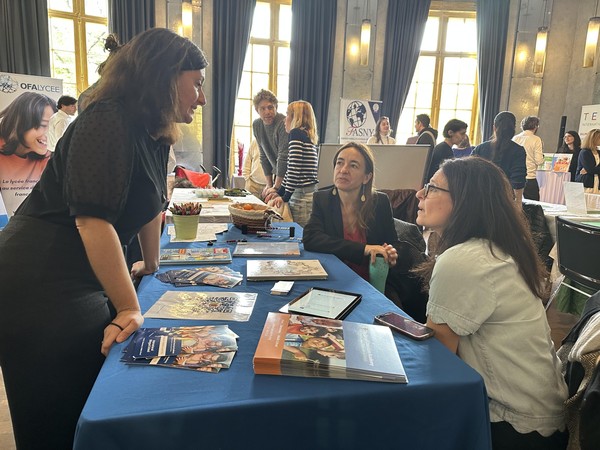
xmin=74 ymin=224 xmax=491 ymax=450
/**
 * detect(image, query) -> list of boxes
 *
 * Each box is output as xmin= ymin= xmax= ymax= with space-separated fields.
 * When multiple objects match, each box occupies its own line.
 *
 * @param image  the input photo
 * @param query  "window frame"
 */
xmin=233 ymin=0 xmax=292 ymax=155
xmin=48 ymin=0 xmax=108 ymax=96
xmin=398 ymin=3 xmax=480 ymax=144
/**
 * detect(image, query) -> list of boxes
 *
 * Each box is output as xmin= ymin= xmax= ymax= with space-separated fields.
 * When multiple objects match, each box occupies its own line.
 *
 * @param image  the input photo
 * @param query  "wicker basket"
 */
xmin=228 ymin=203 xmax=280 ymax=231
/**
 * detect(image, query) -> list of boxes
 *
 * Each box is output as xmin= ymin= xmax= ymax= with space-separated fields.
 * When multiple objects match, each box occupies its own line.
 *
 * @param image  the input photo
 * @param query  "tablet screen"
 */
xmin=286 ymin=288 xmax=361 ymax=319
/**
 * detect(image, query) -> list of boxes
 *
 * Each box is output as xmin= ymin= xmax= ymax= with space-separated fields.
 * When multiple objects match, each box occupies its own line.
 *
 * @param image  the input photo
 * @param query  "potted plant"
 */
xmin=169 ymin=202 xmax=202 ymax=240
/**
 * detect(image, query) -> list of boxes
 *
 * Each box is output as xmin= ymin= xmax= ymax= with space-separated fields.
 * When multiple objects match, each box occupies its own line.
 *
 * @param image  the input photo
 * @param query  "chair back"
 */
xmin=556 ymin=216 xmax=600 ymax=292
xmin=174 ymin=165 xmax=212 ymax=188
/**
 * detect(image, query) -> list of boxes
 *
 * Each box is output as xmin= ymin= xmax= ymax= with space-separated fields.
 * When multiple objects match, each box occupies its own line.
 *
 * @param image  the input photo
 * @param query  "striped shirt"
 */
xmin=278 ymin=128 xmax=318 ymax=202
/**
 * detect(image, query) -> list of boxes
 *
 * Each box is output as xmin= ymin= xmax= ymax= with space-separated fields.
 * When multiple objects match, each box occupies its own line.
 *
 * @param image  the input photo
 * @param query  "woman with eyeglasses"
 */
xmin=414 ymin=156 xmax=567 ymax=449
xmin=367 ymin=116 xmax=396 ymax=145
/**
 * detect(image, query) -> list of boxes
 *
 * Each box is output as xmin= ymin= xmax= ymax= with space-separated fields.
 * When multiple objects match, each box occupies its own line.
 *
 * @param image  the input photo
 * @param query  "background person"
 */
xmin=576 ymin=128 xmax=600 ymax=194
xmin=303 ymin=142 xmax=398 ymax=283
xmin=513 ymin=116 xmax=544 ymax=201
xmin=0 ymin=92 xmax=57 ymax=217
xmin=426 ymin=118 xmax=467 ymax=180
xmin=452 ymin=134 xmax=473 ymax=158
xmin=0 ymin=28 xmax=208 ymax=450
xmin=367 ymin=116 xmax=396 ymax=145
xmin=414 ymin=113 xmax=438 ymax=149
xmin=251 ymin=89 xmax=289 ymax=199
xmin=265 ymin=100 xmax=319 ymax=226
xmin=47 ymin=94 xmax=77 ymax=152
xmin=415 ymin=157 xmax=567 ymax=449
xmin=558 ymin=130 xmax=582 ymax=182
xmin=472 ymin=111 xmax=526 ymax=206
xmin=242 ymin=139 xmax=267 ymax=198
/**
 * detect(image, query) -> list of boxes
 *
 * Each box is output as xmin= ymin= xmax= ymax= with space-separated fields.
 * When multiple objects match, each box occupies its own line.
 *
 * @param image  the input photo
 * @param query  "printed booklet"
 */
xmin=144 ymin=291 xmax=257 ymax=321
xmin=159 ymin=247 xmax=232 ymax=265
xmin=552 ymin=153 xmax=572 ymax=172
xmin=253 ymin=313 xmax=408 ymax=383
xmin=246 ymin=259 xmax=328 ymax=281
xmin=232 ymin=242 xmax=300 ymax=257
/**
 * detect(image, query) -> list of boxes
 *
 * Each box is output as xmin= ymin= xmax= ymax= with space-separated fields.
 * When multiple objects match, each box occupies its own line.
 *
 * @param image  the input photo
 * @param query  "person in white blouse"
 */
xmin=367 ymin=116 xmax=396 ymax=145
xmin=47 ymin=95 xmax=77 ymax=152
xmin=242 ymin=139 xmax=267 ymax=198
xmin=512 ymin=116 xmax=544 ymax=200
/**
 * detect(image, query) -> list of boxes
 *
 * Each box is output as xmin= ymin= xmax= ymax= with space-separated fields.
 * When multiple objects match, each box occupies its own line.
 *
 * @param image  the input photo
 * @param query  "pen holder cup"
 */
xmin=369 ymin=255 xmax=389 ymax=294
xmin=172 ymin=214 xmax=199 ymax=240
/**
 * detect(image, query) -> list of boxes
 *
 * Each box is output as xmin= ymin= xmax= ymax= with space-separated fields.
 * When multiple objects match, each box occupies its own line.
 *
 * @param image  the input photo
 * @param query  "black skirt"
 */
xmin=0 ymin=215 xmax=112 ymax=450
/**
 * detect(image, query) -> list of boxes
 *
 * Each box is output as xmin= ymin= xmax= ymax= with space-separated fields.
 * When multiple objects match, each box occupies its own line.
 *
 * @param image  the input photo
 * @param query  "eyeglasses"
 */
xmin=422 ymin=183 xmax=451 ymax=198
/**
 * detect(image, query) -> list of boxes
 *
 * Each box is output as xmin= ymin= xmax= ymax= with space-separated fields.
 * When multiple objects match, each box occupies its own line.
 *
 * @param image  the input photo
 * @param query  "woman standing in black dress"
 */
xmin=0 ymin=28 xmax=208 ymax=450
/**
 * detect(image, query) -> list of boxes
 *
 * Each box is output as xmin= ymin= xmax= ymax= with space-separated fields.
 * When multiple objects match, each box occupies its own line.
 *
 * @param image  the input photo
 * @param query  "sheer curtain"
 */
xmin=379 ymin=0 xmax=431 ymax=137
xmin=108 ymin=0 xmax=155 ymax=43
xmin=289 ymin=0 xmax=337 ymax=140
xmin=212 ymin=0 xmax=256 ymax=186
xmin=476 ymin=0 xmax=510 ymax=141
xmin=0 ymin=0 xmax=50 ymax=76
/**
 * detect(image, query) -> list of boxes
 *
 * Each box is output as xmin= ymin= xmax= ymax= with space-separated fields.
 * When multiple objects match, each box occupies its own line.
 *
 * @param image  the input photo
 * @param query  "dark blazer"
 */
xmin=303 ymin=189 xmax=398 ymax=265
xmin=576 ymin=148 xmax=600 ymax=188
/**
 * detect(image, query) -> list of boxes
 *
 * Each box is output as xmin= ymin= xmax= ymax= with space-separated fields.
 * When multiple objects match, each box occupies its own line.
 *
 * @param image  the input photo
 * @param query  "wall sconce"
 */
xmin=532 ymin=0 xmax=549 ymax=74
xmin=360 ymin=19 xmax=371 ymax=66
xmin=584 ymin=3 xmax=600 ymax=68
xmin=182 ymin=0 xmax=193 ymax=39
xmin=533 ymin=27 xmax=548 ymax=73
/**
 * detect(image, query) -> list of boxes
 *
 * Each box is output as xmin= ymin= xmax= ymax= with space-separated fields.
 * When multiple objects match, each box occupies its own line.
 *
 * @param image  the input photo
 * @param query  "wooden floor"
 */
xmin=0 ymin=369 xmax=15 ymax=450
xmin=0 ymin=301 xmax=580 ymax=449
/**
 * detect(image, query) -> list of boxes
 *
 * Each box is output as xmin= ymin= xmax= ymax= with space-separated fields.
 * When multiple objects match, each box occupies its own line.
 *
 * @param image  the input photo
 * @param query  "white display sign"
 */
xmin=578 ymin=104 xmax=600 ymax=141
xmin=0 ymin=72 xmax=63 ymax=110
xmin=339 ymin=98 xmax=383 ymax=144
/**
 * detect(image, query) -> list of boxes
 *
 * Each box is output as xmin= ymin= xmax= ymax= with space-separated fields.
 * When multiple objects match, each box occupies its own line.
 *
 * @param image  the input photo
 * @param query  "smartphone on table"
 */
xmin=374 ymin=312 xmax=435 ymax=340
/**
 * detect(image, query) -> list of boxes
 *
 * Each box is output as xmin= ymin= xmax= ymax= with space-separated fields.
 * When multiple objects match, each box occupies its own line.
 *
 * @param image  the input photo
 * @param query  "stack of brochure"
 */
xmin=122 ymin=325 xmax=238 ymax=373
xmin=159 ymin=247 xmax=232 ymax=265
xmin=253 ymin=313 xmax=408 ymax=383
xmin=156 ymin=266 xmax=243 ymax=288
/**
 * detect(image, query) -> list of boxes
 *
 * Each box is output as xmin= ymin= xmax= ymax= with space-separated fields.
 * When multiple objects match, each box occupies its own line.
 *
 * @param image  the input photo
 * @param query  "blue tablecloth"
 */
xmin=74 ymin=223 xmax=491 ymax=450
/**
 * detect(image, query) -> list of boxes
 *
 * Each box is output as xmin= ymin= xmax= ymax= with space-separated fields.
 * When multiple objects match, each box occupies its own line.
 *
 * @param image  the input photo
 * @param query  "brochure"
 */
xmin=143 ymin=291 xmax=257 ymax=321
xmin=253 ymin=313 xmax=408 ymax=383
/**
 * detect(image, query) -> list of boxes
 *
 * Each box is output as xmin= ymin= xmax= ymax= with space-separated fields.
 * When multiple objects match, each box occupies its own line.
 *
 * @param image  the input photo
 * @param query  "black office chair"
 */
xmin=552 ymin=216 xmax=600 ymax=310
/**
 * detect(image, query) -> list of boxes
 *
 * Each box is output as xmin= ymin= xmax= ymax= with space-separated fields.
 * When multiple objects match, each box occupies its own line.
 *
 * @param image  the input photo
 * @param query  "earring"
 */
xmin=332 ymin=187 xmax=337 ymax=196
xmin=360 ymin=185 xmax=366 ymax=202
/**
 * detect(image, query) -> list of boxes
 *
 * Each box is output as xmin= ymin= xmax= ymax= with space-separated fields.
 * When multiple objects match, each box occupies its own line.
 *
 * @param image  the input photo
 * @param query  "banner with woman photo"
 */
xmin=0 ymin=72 xmax=62 ymax=217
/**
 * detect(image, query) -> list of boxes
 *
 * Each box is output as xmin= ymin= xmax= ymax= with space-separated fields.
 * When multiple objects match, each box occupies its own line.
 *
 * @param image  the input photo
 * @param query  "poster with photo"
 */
xmin=1 ymin=73 xmax=63 ymax=217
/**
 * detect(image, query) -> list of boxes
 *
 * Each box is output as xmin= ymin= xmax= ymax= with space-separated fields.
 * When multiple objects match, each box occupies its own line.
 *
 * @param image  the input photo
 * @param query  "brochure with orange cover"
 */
xmin=552 ymin=154 xmax=572 ymax=172
xmin=253 ymin=313 xmax=407 ymax=383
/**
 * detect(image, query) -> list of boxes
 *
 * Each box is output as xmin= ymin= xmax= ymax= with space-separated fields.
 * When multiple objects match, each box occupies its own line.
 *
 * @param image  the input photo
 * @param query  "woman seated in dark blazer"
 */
xmin=304 ymin=142 xmax=430 ymax=321
xmin=303 ymin=142 xmax=398 ymax=281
